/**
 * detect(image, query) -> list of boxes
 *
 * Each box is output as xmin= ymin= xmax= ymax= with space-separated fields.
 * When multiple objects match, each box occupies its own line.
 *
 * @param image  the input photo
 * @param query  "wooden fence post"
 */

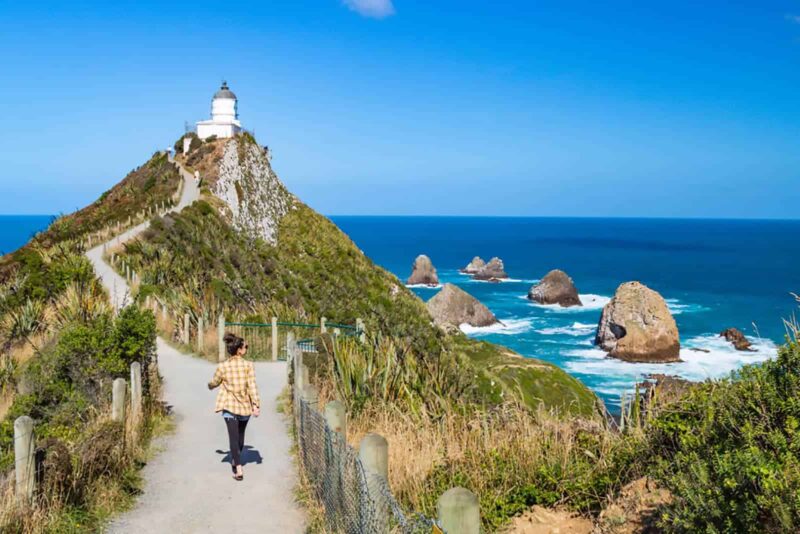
xmin=183 ymin=313 xmax=190 ymax=345
xmin=325 ymin=400 xmax=346 ymax=436
xmin=130 ymin=362 xmax=142 ymax=424
xmin=356 ymin=318 xmax=365 ymax=342
xmin=359 ymin=433 xmax=390 ymax=532
xmin=271 ymin=317 xmax=278 ymax=361
xmin=438 ymin=487 xmax=480 ymax=534
xmin=112 ymin=378 xmax=127 ymax=422
xmin=218 ymin=313 xmax=226 ymax=362
xmin=321 ymin=317 xmax=327 ymax=334
xmin=197 ymin=316 xmax=204 ymax=352
xmin=14 ymin=416 xmax=35 ymax=506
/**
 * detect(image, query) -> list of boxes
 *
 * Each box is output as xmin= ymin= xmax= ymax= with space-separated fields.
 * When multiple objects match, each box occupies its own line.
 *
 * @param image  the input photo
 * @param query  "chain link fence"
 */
xmin=293 ymin=360 xmax=439 ymax=533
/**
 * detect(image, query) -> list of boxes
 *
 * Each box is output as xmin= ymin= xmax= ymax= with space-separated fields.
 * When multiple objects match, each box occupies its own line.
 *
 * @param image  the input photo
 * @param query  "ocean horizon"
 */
xmin=4 ymin=214 xmax=799 ymax=411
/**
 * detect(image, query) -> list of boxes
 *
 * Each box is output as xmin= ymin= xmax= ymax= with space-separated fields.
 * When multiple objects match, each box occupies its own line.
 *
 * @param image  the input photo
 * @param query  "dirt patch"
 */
xmin=596 ymin=477 xmax=672 ymax=533
xmin=505 ymin=505 xmax=593 ymax=533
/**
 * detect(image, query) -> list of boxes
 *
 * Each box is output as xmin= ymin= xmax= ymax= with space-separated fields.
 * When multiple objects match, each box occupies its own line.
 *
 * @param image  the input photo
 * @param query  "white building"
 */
xmin=196 ymin=82 xmax=242 ymax=139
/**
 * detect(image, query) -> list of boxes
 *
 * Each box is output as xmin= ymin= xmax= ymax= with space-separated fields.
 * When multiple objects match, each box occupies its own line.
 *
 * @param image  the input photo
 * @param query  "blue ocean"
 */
xmin=3 ymin=215 xmax=799 ymax=411
xmin=332 ymin=216 xmax=800 ymax=411
xmin=0 ymin=215 xmax=53 ymax=255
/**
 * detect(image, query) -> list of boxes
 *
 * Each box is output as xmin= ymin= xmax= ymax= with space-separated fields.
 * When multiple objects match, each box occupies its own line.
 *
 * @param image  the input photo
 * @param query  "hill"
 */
xmin=116 ymin=132 xmax=599 ymax=416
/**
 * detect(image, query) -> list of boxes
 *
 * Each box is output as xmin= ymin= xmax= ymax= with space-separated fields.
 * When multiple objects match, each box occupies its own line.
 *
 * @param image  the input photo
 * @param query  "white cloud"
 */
xmin=342 ymin=0 xmax=395 ymax=19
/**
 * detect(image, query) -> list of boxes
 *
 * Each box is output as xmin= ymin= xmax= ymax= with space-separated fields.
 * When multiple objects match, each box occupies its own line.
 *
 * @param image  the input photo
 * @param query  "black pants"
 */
xmin=225 ymin=417 xmax=249 ymax=467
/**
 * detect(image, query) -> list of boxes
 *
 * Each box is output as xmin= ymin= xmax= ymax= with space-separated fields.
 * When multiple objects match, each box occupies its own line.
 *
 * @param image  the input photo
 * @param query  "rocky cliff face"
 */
xmin=595 ymin=282 xmax=680 ymax=363
xmin=212 ymin=138 xmax=293 ymax=245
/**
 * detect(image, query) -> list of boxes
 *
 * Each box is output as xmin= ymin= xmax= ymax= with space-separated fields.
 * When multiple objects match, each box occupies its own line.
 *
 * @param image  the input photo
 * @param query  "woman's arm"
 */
xmin=208 ymin=365 xmax=223 ymax=390
xmin=247 ymin=364 xmax=261 ymax=414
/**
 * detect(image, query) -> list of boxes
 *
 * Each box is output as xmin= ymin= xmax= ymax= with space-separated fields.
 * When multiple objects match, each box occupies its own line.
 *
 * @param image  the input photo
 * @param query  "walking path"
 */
xmin=86 ymin=159 xmax=305 ymax=533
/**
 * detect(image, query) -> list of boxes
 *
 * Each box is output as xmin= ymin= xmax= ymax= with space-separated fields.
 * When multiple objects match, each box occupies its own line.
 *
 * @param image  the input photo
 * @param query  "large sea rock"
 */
xmin=595 ymin=282 xmax=680 ymax=363
xmin=427 ymin=283 xmax=498 ymax=329
xmin=474 ymin=257 xmax=508 ymax=281
xmin=720 ymin=327 xmax=753 ymax=351
xmin=406 ymin=254 xmax=439 ymax=286
xmin=528 ymin=269 xmax=582 ymax=307
xmin=460 ymin=256 xmax=486 ymax=274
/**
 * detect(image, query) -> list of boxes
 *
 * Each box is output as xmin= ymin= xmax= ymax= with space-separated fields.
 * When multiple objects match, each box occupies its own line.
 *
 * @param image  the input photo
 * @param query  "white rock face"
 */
xmin=213 ymin=139 xmax=292 ymax=244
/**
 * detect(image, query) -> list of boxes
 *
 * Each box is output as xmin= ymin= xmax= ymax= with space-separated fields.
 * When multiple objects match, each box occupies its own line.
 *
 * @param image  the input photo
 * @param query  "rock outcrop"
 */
xmin=595 ymin=282 xmax=680 ymax=363
xmin=406 ymin=254 xmax=439 ymax=286
xmin=527 ymin=269 xmax=581 ymax=307
xmin=474 ymin=257 xmax=508 ymax=281
xmin=460 ymin=256 xmax=486 ymax=274
xmin=212 ymin=138 xmax=292 ymax=245
xmin=720 ymin=327 xmax=753 ymax=351
xmin=427 ymin=283 xmax=498 ymax=328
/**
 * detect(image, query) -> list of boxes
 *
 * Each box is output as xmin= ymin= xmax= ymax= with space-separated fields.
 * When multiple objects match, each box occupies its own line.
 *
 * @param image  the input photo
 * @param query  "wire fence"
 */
xmin=225 ymin=321 xmax=362 ymax=361
xmin=292 ymin=350 xmax=439 ymax=534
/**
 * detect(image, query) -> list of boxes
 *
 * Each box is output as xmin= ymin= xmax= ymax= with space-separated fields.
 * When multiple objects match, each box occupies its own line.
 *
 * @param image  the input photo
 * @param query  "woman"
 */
xmin=208 ymin=333 xmax=261 ymax=481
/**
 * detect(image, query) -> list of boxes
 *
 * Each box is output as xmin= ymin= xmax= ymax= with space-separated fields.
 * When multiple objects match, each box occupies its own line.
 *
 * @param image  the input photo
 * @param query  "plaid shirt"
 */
xmin=208 ymin=356 xmax=261 ymax=416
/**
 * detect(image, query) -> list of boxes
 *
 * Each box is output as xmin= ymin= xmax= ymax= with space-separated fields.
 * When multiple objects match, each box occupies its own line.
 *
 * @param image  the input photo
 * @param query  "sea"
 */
xmin=3 ymin=215 xmax=799 ymax=411
xmin=332 ymin=216 xmax=800 ymax=412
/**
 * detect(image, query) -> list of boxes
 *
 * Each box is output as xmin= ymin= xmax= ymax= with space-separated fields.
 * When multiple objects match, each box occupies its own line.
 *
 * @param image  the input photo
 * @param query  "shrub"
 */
xmin=647 ymin=340 xmax=800 ymax=533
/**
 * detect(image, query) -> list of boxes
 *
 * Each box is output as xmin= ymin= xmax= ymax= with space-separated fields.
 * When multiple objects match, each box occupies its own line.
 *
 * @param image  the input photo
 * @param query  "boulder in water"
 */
xmin=528 ymin=269 xmax=581 ymax=307
xmin=720 ymin=327 xmax=753 ymax=351
xmin=474 ymin=257 xmax=508 ymax=280
xmin=406 ymin=254 xmax=439 ymax=286
xmin=595 ymin=282 xmax=680 ymax=363
xmin=427 ymin=283 xmax=498 ymax=329
xmin=460 ymin=256 xmax=486 ymax=274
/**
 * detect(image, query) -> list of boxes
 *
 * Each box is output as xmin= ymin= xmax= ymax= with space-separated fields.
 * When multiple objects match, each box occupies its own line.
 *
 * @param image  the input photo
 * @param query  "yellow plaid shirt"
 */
xmin=208 ymin=356 xmax=261 ymax=416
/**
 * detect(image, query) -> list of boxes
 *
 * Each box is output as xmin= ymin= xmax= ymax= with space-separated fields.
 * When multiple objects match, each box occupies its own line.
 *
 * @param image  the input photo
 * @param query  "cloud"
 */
xmin=342 ymin=0 xmax=395 ymax=19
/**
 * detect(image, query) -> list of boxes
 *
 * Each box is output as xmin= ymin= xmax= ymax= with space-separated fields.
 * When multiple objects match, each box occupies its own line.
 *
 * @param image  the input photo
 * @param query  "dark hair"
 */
xmin=223 ymin=333 xmax=245 ymax=356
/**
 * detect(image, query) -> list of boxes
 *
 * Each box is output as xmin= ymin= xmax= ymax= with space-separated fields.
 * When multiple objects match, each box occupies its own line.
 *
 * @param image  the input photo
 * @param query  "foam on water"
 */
xmin=536 ymin=321 xmax=596 ymax=336
xmin=405 ymin=283 xmax=443 ymax=289
xmin=666 ymin=298 xmax=709 ymax=315
xmin=527 ymin=293 xmax=610 ymax=312
xmin=562 ymin=334 xmax=778 ymax=399
xmin=460 ymin=318 xmax=534 ymax=336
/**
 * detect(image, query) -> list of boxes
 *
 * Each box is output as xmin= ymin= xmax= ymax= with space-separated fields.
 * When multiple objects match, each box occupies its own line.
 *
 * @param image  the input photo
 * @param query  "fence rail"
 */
xmin=222 ymin=317 xmax=363 ymax=361
xmin=288 ymin=338 xmax=481 ymax=534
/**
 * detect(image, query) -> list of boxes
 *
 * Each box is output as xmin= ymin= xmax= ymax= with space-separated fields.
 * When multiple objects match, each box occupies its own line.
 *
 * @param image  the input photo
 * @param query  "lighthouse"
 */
xmin=196 ymin=82 xmax=242 ymax=140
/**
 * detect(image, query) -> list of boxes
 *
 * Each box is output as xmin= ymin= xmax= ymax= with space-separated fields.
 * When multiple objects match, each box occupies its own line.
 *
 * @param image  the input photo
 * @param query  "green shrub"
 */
xmin=647 ymin=340 xmax=800 ymax=533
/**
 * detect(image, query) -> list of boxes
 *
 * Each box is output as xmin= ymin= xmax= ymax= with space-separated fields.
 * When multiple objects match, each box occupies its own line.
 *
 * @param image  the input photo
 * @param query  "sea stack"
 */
xmin=406 ymin=254 xmax=439 ymax=286
xmin=528 ymin=269 xmax=582 ymax=307
xmin=474 ymin=257 xmax=508 ymax=281
xmin=595 ymin=282 xmax=680 ymax=363
xmin=427 ymin=283 xmax=499 ymax=329
xmin=720 ymin=328 xmax=753 ymax=351
xmin=460 ymin=256 xmax=486 ymax=274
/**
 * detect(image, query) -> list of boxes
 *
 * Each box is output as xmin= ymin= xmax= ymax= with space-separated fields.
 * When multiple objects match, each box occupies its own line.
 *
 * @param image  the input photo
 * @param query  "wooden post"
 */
xmin=183 ymin=313 xmax=190 ymax=345
xmin=321 ymin=317 xmax=327 ymax=334
xmin=302 ymin=384 xmax=318 ymax=406
xmin=438 ymin=487 xmax=480 ymax=534
xmin=286 ymin=331 xmax=295 ymax=380
xmin=325 ymin=400 xmax=346 ymax=436
xmin=297 ymin=363 xmax=309 ymax=397
xmin=356 ymin=318 xmax=366 ymax=342
xmin=112 ymin=378 xmax=127 ymax=422
xmin=130 ymin=362 xmax=142 ymax=424
xmin=218 ymin=313 xmax=226 ymax=362
xmin=359 ymin=433 xmax=390 ymax=532
xmin=14 ymin=416 xmax=35 ymax=506
xmin=271 ymin=317 xmax=278 ymax=361
xmin=197 ymin=316 xmax=204 ymax=352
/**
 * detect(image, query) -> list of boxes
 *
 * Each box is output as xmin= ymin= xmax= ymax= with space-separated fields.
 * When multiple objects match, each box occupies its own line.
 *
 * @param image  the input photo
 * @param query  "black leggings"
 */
xmin=225 ymin=417 xmax=249 ymax=467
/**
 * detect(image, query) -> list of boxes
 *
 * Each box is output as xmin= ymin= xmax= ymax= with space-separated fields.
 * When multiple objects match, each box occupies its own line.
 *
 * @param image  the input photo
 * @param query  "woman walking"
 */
xmin=208 ymin=333 xmax=261 ymax=481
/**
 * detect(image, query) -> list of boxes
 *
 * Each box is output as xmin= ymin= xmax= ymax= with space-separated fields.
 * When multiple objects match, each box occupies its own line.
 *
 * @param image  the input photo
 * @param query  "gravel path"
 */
xmin=86 ymin=161 xmax=305 ymax=533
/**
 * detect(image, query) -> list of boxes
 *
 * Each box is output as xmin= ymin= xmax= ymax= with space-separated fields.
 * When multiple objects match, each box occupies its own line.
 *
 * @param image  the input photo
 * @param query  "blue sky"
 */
xmin=1 ymin=1 xmax=799 ymax=218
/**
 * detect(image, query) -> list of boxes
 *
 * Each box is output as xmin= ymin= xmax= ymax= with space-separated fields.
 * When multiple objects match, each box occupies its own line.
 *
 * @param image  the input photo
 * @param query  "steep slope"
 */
xmin=117 ymin=133 xmax=598 ymax=415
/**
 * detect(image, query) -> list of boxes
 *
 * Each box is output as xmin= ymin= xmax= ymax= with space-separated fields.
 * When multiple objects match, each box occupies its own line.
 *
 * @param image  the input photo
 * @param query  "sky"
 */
xmin=1 ymin=1 xmax=799 ymax=218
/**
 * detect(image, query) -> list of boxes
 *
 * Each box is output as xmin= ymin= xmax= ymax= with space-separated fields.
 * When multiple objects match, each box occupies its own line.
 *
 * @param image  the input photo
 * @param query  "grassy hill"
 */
xmin=116 ymin=133 xmax=598 ymax=416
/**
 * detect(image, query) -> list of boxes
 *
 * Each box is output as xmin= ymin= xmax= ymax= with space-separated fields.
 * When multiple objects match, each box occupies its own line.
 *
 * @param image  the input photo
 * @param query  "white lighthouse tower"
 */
xmin=196 ymin=81 xmax=242 ymax=139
